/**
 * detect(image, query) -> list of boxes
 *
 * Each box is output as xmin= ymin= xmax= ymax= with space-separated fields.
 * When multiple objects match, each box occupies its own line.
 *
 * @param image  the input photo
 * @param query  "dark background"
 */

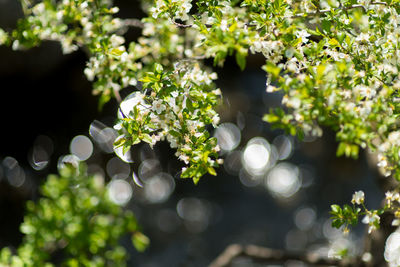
xmin=0 ymin=1 xmax=384 ymax=266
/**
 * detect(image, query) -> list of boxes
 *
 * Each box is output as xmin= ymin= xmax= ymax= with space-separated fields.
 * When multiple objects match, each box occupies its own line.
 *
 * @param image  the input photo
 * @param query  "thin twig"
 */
xmin=172 ymin=20 xmax=193 ymax=28
xmin=113 ymin=89 xmax=122 ymax=103
xmin=291 ymin=1 xmax=388 ymax=18
xmin=122 ymin=18 xmax=145 ymax=28
xmin=209 ymin=244 xmax=355 ymax=267
xmin=171 ymin=19 xmax=213 ymax=29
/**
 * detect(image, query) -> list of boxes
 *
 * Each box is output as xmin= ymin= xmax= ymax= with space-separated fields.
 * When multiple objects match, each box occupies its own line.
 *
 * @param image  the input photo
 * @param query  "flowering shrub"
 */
xmin=3 ymin=0 xmax=400 ymax=265
xmin=0 ymin=161 xmax=148 ymax=266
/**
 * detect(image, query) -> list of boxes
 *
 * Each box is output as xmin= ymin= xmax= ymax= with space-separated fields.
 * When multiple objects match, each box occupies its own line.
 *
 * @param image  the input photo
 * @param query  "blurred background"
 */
xmin=0 ymin=1 xmax=385 ymax=266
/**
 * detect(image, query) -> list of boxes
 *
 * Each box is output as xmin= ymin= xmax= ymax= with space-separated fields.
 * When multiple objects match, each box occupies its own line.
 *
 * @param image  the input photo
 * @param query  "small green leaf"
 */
xmin=122 ymin=144 xmax=131 ymax=155
xmin=263 ymin=114 xmax=279 ymax=123
xmin=207 ymin=167 xmax=217 ymax=176
xmin=114 ymin=137 xmax=126 ymax=148
xmin=331 ymin=204 xmax=341 ymax=214
xmin=141 ymin=134 xmax=153 ymax=144
xmin=193 ymin=176 xmax=201 ymax=185
xmin=109 ymin=47 xmax=125 ymax=57
xmin=235 ymin=50 xmax=247 ymax=71
xmin=328 ymin=38 xmax=339 ymax=47
xmin=332 ymin=218 xmax=344 ymax=229
xmin=262 ymin=63 xmax=281 ymax=79
xmin=154 ymin=63 xmax=163 ymax=73
xmin=132 ymin=232 xmax=149 ymax=252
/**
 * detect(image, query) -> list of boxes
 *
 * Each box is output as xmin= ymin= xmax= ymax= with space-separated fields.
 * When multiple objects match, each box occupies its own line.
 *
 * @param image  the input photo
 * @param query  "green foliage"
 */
xmin=3 ymin=1 xmax=400 ymax=264
xmin=330 ymin=204 xmax=361 ymax=230
xmin=6 ymin=0 xmax=400 ymax=183
xmin=0 ymin=161 xmax=147 ymax=266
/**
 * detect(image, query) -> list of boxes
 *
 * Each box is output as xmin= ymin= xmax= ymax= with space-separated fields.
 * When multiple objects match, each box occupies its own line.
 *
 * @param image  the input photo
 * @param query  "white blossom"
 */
xmin=351 ymin=190 xmax=365 ymax=205
xmin=152 ymin=99 xmax=166 ymax=114
xmin=296 ymin=29 xmax=311 ymax=43
xmin=385 ymin=228 xmax=400 ymax=266
xmin=362 ymin=211 xmax=380 ymax=234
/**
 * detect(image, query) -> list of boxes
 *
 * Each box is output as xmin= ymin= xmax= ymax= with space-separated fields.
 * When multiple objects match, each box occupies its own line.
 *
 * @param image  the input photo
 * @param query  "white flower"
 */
xmin=167 ymin=134 xmax=178 ymax=148
xmin=119 ymin=92 xmax=148 ymax=118
xmin=0 ymin=29 xmax=8 ymax=45
xmin=120 ymin=52 xmax=129 ymax=62
xmin=358 ymin=85 xmax=376 ymax=99
xmin=266 ymin=85 xmax=277 ymax=92
xmin=220 ymin=19 xmax=228 ymax=31
xmin=351 ymin=190 xmax=365 ymax=205
xmin=392 ymin=219 xmax=400 ymax=226
xmin=286 ymin=97 xmax=301 ymax=109
xmin=385 ymin=228 xmax=400 ymax=266
xmin=356 ymin=33 xmax=370 ymax=43
xmin=212 ymin=114 xmax=220 ymax=127
xmin=151 ymin=134 xmax=161 ymax=146
xmin=182 ymin=0 xmax=192 ymax=13
xmin=152 ymin=99 xmax=166 ymax=114
xmin=388 ymin=131 xmax=400 ymax=145
xmin=179 ymin=154 xmax=189 ymax=164
xmin=32 ymin=3 xmax=45 ymax=15
xmin=143 ymin=23 xmax=155 ymax=36
xmin=362 ymin=211 xmax=380 ymax=234
xmin=296 ymin=29 xmax=310 ymax=43
xmin=377 ymin=154 xmax=388 ymax=168
xmin=386 ymin=191 xmax=394 ymax=200
xmin=212 ymin=88 xmax=221 ymax=95
xmin=84 ymin=68 xmax=95 ymax=81
xmin=110 ymin=7 xmax=119 ymax=14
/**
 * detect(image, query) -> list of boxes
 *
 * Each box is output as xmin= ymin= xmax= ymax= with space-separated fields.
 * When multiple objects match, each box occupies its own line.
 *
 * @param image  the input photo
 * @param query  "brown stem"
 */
xmin=172 ymin=20 xmax=193 ymax=28
xmin=122 ymin=18 xmax=144 ymax=28
xmin=208 ymin=244 xmax=355 ymax=267
xmin=291 ymin=1 xmax=388 ymax=18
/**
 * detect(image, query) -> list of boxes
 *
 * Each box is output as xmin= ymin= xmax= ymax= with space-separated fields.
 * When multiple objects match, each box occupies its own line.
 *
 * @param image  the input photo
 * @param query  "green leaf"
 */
xmin=132 ymin=232 xmax=150 ymax=252
xmin=332 ymin=218 xmax=344 ymax=229
xmin=154 ymin=63 xmax=163 ymax=73
xmin=207 ymin=166 xmax=217 ymax=176
xmin=98 ymin=93 xmax=111 ymax=111
xmin=141 ymin=134 xmax=153 ymax=144
xmin=235 ymin=50 xmax=247 ymax=71
xmin=336 ymin=142 xmax=346 ymax=157
xmin=330 ymin=204 xmax=341 ymax=214
xmin=262 ymin=63 xmax=281 ymax=80
xmin=328 ymin=38 xmax=339 ymax=47
xmin=109 ymin=47 xmax=125 ymax=57
xmin=122 ymin=144 xmax=131 ymax=155
xmin=193 ymin=176 xmax=201 ymax=185
xmin=263 ymin=114 xmax=280 ymax=123
xmin=114 ymin=137 xmax=126 ymax=148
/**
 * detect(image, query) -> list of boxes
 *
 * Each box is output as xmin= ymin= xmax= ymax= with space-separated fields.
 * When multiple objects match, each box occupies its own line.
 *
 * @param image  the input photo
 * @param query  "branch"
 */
xmin=171 ymin=19 xmax=213 ymax=29
xmin=291 ymin=1 xmax=388 ymax=18
xmin=209 ymin=244 xmax=355 ymax=267
xmin=122 ymin=18 xmax=144 ymax=28
xmin=171 ymin=20 xmax=193 ymax=28
xmin=171 ymin=1 xmax=387 ymax=29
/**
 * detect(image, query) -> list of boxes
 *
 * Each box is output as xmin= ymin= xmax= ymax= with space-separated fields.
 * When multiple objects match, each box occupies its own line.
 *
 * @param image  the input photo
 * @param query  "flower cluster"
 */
xmin=331 ymin=190 xmax=383 ymax=235
xmin=113 ymin=63 xmax=222 ymax=183
xmin=362 ymin=210 xmax=381 ymax=234
xmin=4 ymin=0 xmax=400 ymax=226
xmin=11 ymin=0 xmax=123 ymax=53
xmin=259 ymin=1 xmax=400 ymax=183
xmin=385 ymin=227 xmax=400 ymax=267
xmin=0 ymin=161 xmax=147 ymax=266
xmin=150 ymin=0 xmax=192 ymax=21
xmin=333 ymin=189 xmax=400 ymax=236
xmin=351 ymin=191 xmax=365 ymax=205
xmin=0 ymin=28 xmax=9 ymax=45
